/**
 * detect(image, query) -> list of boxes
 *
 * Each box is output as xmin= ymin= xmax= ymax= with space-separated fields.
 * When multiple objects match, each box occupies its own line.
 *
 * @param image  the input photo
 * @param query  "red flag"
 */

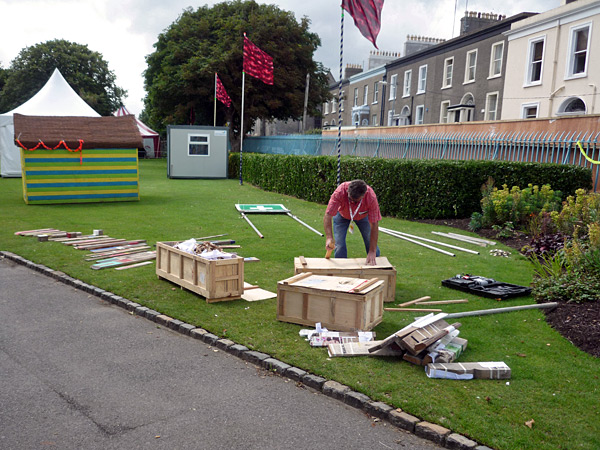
xmin=215 ymin=73 xmax=232 ymax=107
xmin=342 ymin=0 xmax=384 ymax=49
xmin=243 ymin=35 xmax=274 ymax=85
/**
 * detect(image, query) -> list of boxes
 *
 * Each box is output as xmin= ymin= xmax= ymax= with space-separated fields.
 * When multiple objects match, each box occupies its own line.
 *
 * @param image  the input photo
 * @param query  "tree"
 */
xmin=143 ymin=0 xmax=331 ymax=146
xmin=0 ymin=39 xmax=126 ymax=116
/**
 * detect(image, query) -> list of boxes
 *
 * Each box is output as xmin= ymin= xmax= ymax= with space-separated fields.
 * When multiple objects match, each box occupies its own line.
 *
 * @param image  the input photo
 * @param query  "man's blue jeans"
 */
xmin=333 ymin=212 xmax=380 ymax=258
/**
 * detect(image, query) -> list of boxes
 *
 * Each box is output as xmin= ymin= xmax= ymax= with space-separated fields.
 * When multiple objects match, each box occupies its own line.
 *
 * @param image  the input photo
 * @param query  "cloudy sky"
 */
xmin=0 ymin=0 xmax=561 ymax=117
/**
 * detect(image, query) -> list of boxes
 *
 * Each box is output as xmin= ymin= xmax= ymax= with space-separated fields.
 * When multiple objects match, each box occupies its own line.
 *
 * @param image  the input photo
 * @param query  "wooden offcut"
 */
xmin=293 ymin=256 xmax=397 ymax=303
xmin=155 ymin=241 xmax=244 ymax=303
xmin=277 ymin=273 xmax=385 ymax=331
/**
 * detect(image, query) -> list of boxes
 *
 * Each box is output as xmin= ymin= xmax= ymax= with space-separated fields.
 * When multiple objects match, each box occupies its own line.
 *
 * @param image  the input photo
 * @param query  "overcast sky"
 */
xmin=0 ymin=0 xmax=561 ymax=117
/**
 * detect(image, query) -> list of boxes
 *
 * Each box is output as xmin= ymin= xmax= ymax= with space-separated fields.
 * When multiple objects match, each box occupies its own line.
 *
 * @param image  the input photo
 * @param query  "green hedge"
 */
xmin=229 ymin=153 xmax=593 ymax=219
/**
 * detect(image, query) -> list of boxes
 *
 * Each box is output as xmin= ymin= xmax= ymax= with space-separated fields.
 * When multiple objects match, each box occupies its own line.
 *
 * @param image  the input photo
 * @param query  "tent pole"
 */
xmin=214 ymin=73 xmax=217 ymax=127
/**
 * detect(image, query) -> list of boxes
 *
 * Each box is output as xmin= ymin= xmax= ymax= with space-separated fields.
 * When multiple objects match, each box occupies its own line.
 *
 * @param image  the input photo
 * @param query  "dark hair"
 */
xmin=348 ymin=180 xmax=367 ymax=201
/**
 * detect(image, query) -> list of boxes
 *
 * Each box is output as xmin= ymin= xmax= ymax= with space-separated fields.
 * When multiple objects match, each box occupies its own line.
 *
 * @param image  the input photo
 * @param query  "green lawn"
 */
xmin=1 ymin=159 xmax=598 ymax=450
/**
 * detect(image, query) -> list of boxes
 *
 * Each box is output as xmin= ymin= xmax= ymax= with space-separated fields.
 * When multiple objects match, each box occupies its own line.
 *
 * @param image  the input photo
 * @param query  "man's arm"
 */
xmin=323 ymin=213 xmax=335 ymax=252
xmin=366 ymin=221 xmax=379 ymax=265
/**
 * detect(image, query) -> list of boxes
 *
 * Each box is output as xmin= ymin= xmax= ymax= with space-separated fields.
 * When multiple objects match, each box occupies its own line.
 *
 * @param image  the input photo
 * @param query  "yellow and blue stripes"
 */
xmin=21 ymin=148 xmax=140 ymax=204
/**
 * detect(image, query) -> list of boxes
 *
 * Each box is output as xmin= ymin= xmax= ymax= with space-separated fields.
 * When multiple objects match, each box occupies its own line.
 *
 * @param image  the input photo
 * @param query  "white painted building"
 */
xmin=501 ymin=0 xmax=600 ymax=119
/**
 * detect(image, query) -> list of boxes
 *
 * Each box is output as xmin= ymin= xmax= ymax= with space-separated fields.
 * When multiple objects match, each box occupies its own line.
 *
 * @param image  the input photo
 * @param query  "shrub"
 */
xmin=478 ymin=181 xmax=563 ymax=230
xmin=229 ymin=153 xmax=592 ymax=220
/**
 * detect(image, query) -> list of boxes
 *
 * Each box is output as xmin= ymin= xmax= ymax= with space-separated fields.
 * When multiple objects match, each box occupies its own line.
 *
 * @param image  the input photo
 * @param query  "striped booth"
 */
xmin=13 ymin=114 xmax=143 ymax=204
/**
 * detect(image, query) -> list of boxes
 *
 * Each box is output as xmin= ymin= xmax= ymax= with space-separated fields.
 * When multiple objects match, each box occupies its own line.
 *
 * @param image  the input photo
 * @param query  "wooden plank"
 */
xmin=115 ymin=261 xmax=154 ymax=270
xmin=398 ymin=296 xmax=431 ymax=307
xmin=91 ymin=251 xmax=156 ymax=270
xmin=384 ymin=307 xmax=443 ymax=312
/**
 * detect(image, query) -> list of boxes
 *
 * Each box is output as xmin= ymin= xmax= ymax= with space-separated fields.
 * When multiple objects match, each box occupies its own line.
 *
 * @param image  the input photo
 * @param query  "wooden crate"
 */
xmin=294 ymin=256 xmax=397 ymax=303
xmin=277 ymin=272 xmax=385 ymax=331
xmin=156 ymin=241 xmax=244 ymax=303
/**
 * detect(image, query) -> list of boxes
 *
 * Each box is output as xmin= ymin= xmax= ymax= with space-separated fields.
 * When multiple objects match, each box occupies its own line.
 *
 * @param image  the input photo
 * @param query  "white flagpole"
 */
xmin=214 ymin=73 xmax=217 ymax=127
xmin=240 ymin=70 xmax=245 ymax=185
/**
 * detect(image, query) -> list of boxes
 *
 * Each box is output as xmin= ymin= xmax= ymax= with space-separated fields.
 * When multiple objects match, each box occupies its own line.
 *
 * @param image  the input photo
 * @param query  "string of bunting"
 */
xmin=15 ymin=139 xmax=85 ymax=164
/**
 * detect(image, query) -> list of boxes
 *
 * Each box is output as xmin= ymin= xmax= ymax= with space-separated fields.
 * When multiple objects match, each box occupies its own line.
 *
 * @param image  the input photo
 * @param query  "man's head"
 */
xmin=348 ymin=180 xmax=368 ymax=202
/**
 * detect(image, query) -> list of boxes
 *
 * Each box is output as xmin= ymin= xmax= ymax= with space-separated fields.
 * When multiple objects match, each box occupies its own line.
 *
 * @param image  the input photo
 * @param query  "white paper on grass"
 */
xmin=425 ymin=368 xmax=474 ymax=380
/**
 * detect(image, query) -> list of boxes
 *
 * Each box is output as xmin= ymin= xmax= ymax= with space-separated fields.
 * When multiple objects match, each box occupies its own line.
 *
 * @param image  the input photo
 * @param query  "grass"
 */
xmin=1 ymin=158 xmax=598 ymax=450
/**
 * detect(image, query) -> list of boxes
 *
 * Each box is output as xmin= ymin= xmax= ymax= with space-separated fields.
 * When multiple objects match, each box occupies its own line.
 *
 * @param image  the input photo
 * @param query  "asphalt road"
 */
xmin=0 ymin=257 xmax=442 ymax=450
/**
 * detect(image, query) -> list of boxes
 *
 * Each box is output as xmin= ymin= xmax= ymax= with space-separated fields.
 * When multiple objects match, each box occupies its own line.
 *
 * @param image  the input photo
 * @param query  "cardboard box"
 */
xmin=277 ymin=272 xmax=385 ymax=331
xmin=294 ymin=256 xmax=397 ymax=302
xmin=425 ymin=362 xmax=511 ymax=380
xmin=156 ymin=241 xmax=244 ymax=303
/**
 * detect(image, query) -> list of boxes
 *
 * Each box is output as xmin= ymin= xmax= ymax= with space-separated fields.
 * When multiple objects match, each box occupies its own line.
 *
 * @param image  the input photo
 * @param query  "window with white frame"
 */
xmin=188 ymin=134 xmax=209 ymax=156
xmin=332 ymin=99 xmax=337 ymax=113
xmin=353 ymin=88 xmax=359 ymax=107
xmin=526 ymin=37 xmax=545 ymax=85
xmin=489 ymin=42 xmax=504 ymax=78
xmin=567 ymin=23 xmax=591 ymax=78
xmin=417 ymin=65 xmax=427 ymax=94
xmin=387 ymin=109 xmax=394 ymax=126
xmin=485 ymin=92 xmax=499 ymax=121
xmin=324 ymin=102 xmax=329 ymax=115
xmin=558 ymin=97 xmax=586 ymax=115
xmin=415 ymin=105 xmax=425 ymax=124
xmin=373 ymin=82 xmax=379 ymax=104
xmin=464 ymin=49 xmax=477 ymax=83
xmin=442 ymin=57 xmax=453 ymax=89
xmin=389 ymin=74 xmax=398 ymax=100
xmin=372 ymin=114 xmax=378 ymax=126
xmin=440 ymin=100 xmax=450 ymax=123
xmin=363 ymin=85 xmax=368 ymax=105
xmin=521 ymin=103 xmax=539 ymax=119
xmin=403 ymin=70 xmax=411 ymax=97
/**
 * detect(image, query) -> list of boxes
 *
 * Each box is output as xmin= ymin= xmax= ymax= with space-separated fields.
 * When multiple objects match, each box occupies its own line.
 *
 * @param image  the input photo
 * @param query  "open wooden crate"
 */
xmin=277 ymin=272 xmax=385 ymax=331
xmin=294 ymin=256 xmax=397 ymax=302
xmin=156 ymin=241 xmax=244 ymax=303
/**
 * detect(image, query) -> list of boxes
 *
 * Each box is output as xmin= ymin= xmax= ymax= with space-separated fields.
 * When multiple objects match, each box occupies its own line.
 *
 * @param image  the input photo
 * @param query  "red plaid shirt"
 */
xmin=325 ymin=182 xmax=382 ymax=222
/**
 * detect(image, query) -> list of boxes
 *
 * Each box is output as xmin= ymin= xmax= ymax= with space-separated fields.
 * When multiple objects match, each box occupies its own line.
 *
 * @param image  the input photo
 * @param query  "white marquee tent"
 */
xmin=0 ymin=68 xmax=100 ymax=177
xmin=114 ymin=106 xmax=160 ymax=158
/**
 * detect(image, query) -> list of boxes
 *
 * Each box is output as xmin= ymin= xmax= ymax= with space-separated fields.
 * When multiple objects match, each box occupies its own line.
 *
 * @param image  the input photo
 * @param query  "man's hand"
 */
xmin=325 ymin=239 xmax=335 ymax=258
xmin=366 ymin=250 xmax=377 ymax=265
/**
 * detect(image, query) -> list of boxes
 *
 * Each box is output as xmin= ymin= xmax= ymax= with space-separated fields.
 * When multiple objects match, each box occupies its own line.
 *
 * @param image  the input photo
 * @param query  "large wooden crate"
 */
xmin=294 ymin=256 xmax=397 ymax=303
xmin=156 ymin=241 xmax=244 ymax=303
xmin=277 ymin=272 xmax=385 ymax=331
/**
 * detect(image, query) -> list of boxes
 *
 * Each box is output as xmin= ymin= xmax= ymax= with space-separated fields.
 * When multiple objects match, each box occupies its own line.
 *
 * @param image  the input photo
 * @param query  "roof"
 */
xmin=3 ymin=68 xmax=100 ymax=117
xmin=114 ymin=106 xmax=158 ymax=137
xmin=13 ymin=114 xmax=143 ymax=150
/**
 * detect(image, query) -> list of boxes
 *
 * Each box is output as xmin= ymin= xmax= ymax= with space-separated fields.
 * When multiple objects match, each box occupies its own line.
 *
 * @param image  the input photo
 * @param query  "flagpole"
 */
xmin=240 ymin=70 xmax=245 ymax=186
xmin=335 ymin=6 xmax=345 ymax=186
xmin=214 ymin=73 xmax=217 ymax=127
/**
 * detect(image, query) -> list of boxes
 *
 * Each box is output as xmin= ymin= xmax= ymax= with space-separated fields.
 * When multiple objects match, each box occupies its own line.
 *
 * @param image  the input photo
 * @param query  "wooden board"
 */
xmin=91 ymin=251 xmax=156 ymax=270
xmin=294 ymin=256 xmax=397 ymax=302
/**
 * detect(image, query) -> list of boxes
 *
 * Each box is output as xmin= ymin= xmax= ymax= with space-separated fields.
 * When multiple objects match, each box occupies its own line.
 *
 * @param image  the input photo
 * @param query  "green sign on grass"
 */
xmin=235 ymin=204 xmax=290 ymax=213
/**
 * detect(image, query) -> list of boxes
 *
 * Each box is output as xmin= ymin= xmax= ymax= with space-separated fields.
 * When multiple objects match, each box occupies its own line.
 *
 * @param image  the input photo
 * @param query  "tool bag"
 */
xmin=441 ymin=274 xmax=532 ymax=300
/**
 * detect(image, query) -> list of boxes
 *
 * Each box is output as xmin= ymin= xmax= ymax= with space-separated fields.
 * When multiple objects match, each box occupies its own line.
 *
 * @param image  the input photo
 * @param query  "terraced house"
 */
xmin=323 ymin=11 xmax=534 ymax=128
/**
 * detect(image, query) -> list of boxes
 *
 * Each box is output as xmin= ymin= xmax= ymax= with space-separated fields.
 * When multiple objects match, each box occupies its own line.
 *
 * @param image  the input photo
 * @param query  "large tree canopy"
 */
xmin=0 ymin=39 xmax=126 ymax=116
xmin=143 ymin=0 xmax=331 ymax=143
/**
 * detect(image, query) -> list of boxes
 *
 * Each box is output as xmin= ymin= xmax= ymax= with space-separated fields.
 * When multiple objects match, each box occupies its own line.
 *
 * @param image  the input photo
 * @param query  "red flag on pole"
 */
xmin=215 ymin=73 xmax=232 ymax=107
xmin=341 ymin=0 xmax=384 ymax=48
xmin=243 ymin=34 xmax=274 ymax=85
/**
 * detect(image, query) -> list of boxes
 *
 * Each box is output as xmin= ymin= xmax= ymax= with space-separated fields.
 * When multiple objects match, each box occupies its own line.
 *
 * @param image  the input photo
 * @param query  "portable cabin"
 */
xmin=167 ymin=125 xmax=229 ymax=178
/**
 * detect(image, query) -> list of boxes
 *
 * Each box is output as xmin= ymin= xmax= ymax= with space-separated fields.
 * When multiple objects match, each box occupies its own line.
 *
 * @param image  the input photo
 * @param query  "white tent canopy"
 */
xmin=114 ymin=106 xmax=160 ymax=158
xmin=0 ymin=68 xmax=100 ymax=177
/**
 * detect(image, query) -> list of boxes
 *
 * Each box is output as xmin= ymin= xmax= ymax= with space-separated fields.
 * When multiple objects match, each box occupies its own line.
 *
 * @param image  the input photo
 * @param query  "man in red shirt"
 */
xmin=323 ymin=179 xmax=381 ymax=265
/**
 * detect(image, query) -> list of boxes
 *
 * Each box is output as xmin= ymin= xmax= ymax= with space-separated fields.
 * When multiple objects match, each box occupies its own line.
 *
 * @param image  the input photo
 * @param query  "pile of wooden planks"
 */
xmin=15 ymin=227 xmax=155 ymax=271
xmin=324 ymin=312 xmax=511 ymax=380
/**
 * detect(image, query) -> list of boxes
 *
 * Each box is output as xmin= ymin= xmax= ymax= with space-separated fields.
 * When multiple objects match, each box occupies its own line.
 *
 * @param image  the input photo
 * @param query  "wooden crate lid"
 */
xmin=294 ymin=256 xmax=394 ymax=271
xmin=279 ymin=273 xmax=384 ymax=294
